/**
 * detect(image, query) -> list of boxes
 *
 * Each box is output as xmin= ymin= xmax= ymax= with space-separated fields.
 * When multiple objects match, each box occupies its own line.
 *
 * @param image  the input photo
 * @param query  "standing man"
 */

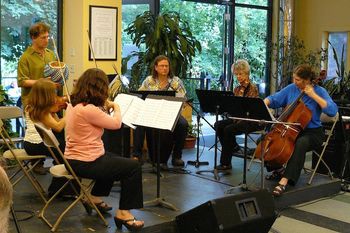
xmin=215 ymin=59 xmax=262 ymax=171
xmin=17 ymin=22 xmax=56 ymax=105
xmin=17 ymin=22 xmax=56 ymax=175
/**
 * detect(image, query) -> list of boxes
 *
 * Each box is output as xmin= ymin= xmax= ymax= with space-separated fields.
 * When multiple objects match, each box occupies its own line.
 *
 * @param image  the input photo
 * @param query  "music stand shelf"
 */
xmin=195 ymin=90 xmax=235 ymax=180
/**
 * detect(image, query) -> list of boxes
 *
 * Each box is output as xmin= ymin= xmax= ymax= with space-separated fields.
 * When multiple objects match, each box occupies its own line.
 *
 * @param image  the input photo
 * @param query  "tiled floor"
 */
xmin=7 ymin=144 xmax=350 ymax=233
xmin=6 ymin=115 xmax=350 ymax=232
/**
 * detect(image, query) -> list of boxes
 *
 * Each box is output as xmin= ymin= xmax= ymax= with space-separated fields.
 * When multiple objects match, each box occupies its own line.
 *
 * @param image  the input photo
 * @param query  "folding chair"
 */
xmin=306 ymin=112 xmax=339 ymax=185
xmin=0 ymin=106 xmax=25 ymax=147
xmin=34 ymin=122 xmax=108 ymax=232
xmin=0 ymin=119 xmax=47 ymax=203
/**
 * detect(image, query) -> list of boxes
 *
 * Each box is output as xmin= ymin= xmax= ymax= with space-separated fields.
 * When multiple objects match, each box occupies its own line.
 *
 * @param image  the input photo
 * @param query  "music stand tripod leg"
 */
xmin=143 ymin=129 xmax=178 ymax=211
xmin=187 ymin=113 xmax=209 ymax=167
xmin=196 ymin=106 xmax=230 ymax=180
xmin=225 ymin=132 xmax=251 ymax=194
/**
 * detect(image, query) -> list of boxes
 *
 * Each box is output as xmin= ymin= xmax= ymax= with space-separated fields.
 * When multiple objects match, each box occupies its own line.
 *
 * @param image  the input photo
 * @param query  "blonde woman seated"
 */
xmin=64 ymin=68 xmax=144 ymax=231
xmin=25 ymin=79 xmax=69 ymax=196
xmin=24 ymin=79 xmax=66 ymax=175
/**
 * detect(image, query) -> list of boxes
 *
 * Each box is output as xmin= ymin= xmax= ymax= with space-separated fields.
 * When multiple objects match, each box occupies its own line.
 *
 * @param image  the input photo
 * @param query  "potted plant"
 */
xmin=269 ymin=36 xmax=326 ymax=90
xmin=184 ymin=121 xmax=201 ymax=149
xmin=122 ymin=11 xmax=202 ymax=90
xmin=321 ymin=41 xmax=350 ymax=100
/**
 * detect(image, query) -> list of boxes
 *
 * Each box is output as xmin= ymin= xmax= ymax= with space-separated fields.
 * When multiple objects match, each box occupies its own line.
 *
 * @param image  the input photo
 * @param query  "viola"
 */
xmin=53 ymin=96 xmax=68 ymax=112
xmin=254 ymin=92 xmax=312 ymax=167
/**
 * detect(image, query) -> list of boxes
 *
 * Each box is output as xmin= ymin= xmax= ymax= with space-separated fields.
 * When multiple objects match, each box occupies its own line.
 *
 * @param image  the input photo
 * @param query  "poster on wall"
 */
xmin=89 ymin=5 xmax=118 ymax=60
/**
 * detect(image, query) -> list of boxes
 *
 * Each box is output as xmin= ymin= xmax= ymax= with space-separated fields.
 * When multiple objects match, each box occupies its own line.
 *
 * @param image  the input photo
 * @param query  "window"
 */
xmin=327 ymin=32 xmax=348 ymax=78
xmin=122 ymin=3 xmax=150 ymax=70
xmin=0 ymin=0 xmax=62 ymax=103
xmin=121 ymin=0 xmax=272 ymax=100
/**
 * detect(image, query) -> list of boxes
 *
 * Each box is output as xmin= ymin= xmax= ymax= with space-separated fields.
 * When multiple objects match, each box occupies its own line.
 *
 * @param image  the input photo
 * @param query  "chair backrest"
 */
xmin=0 ymin=106 xmax=23 ymax=120
xmin=320 ymin=112 xmax=339 ymax=137
xmin=34 ymin=122 xmax=60 ymax=149
xmin=320 ymin=112 xmax=339 ymax=124
xmin=34 ymin=123 xmax=79 ymax=179
xmin=0 ymin=118 xmax=16 ymax=148
xmin=0 ymin=106 xmax=25 ymax=138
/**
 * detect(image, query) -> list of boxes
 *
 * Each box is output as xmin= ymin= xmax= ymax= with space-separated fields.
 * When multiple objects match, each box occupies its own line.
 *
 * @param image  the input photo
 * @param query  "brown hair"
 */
xmin=26 ymin=79 xmax=57 ymax=122
xmin=29 ymin=22 xmax=50 ymax=39
xmin=151 ymin=55 xmax=174 ymax=79
xmin=293 ymin=64 xmax=316 ymax=81
xmin=71 ymin=68 xmax=109 ymax=107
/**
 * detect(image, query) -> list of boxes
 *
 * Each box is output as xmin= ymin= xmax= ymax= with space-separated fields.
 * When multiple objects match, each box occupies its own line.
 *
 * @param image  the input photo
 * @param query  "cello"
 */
xmin=254 ymin=91 xmax=312 ymax=167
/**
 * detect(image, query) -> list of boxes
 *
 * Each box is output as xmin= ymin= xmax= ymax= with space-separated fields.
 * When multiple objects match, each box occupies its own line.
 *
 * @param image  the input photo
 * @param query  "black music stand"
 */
xmin=139 ymin=94 xmax=184 ymax=211
xmin=195 ymin=90 xmax=235 ymax=180
xmin=222 ymin=96 xmax=275 ymax=193
xmin=186 ymin=100 xmax=211 ymax=167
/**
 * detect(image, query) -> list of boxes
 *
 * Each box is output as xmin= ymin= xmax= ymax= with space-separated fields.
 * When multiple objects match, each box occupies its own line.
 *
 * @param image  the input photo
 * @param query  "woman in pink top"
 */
xmin=64 ymin=68 xmax=144 ymax=231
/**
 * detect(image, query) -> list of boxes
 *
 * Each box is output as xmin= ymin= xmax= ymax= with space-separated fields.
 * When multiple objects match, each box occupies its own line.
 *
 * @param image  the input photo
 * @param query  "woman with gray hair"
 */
xmin=214 ymin=59 xmax=262 ymax=171
xmin=0 ymin=165 xmax=12 ymax=233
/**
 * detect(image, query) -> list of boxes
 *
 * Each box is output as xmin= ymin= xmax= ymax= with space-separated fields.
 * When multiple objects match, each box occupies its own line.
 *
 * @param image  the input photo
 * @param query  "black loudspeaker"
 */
xmin=176 ymin=189 xmax=276 ymax=233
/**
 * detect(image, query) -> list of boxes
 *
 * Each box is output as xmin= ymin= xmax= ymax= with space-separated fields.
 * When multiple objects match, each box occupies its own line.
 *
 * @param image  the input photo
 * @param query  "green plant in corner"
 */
xmin=269 ymin=36 xmax=326 ymax=90
xmin=187 ymin=121 xmax=202 ymax=138
xmin=122 ymin=11 xmax=202 ymax=90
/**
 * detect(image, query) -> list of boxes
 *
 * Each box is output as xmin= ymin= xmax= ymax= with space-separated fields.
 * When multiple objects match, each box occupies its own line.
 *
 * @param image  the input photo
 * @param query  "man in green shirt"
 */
xmin=17 ymin=22 xmax=56 ymax=175
xmin=17 ymin=22 xmax=56 ymax=106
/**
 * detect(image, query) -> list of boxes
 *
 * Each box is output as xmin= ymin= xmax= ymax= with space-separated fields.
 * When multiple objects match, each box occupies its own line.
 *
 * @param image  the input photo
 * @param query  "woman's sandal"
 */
xmin=272 ymin=184 xmax=286 ymax=197
xmin=114 ymin=216 xmax=144 ymax=230
xmin=82 ymin=201 xmax=112 ymax=215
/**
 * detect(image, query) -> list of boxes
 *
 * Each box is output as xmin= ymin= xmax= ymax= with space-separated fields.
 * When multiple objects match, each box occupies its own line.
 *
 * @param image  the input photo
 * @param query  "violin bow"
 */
xmin=87 ymin=30 xmax=98 ymax=68
xmin=50 ymin=36 xmax=71 ymax=103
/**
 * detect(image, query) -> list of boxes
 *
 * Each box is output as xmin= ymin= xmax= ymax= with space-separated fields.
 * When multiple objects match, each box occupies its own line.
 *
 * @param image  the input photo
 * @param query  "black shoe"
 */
xmin=216 ymin=164 xmax=232 ymax=171
xmin=32 ymin=164 xmax=48 ymax=175
xmin=233 ymin=145 xmax=241 ymax=153
xmin=172 ymin=158 xmax=185 ymax=167
xmin=160 ymin=163 xmax=169 ymax=170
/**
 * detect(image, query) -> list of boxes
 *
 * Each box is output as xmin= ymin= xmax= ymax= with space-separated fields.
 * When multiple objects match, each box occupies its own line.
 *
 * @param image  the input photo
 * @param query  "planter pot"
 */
xmin=184 ymin=137 xmax=196 ymax=149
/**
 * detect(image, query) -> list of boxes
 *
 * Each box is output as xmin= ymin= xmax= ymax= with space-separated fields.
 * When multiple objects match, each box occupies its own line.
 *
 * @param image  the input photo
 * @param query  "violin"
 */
xmin=53 ymin=95 xmax=68 ymax=112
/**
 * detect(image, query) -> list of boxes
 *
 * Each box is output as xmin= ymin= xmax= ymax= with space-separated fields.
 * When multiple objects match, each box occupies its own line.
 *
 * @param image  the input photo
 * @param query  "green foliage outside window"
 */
xmin=1 ymin=0 xmax=58 ymax=78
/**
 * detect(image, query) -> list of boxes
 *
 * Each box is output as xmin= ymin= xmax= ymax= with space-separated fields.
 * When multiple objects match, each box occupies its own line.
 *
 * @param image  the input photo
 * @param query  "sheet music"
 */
xmin=114 ymin=94 xmax=183 ymax=131
xmin=134 ymin=98 xmax=183 ymax=131
xmin=113 ymin=94 xmax=143 ymax=129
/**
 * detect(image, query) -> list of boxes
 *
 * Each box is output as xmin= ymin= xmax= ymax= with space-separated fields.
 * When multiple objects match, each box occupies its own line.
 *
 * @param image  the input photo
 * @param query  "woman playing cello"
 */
xmin=264 ymin=64 xmax=337 ymax=196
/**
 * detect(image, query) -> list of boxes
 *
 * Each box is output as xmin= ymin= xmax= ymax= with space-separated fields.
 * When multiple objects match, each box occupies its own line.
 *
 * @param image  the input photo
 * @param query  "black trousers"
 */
xmin=132 ymin=126 xmax=146 ymax=158
xmin=283 ymin=127 xmax=325 ymax=185
xmin=146 ymin=115 xmax=188 ymax=163
xmin=68 ymin=153 xmax=143 ymax=210
xmin=215 ymin=118 xmax=263 ymax=165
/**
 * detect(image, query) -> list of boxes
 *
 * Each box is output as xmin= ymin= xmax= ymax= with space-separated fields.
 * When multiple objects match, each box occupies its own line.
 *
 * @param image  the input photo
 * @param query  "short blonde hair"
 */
xmin=231 ymin=59 xmax=250 ymax=75
xmin=0 ymin=166 xmax=12 ymax=233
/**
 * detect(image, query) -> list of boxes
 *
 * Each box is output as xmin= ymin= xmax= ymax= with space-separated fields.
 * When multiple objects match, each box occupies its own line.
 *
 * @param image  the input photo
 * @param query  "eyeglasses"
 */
xmin=157 ymin=65 xmax=169 ymax=68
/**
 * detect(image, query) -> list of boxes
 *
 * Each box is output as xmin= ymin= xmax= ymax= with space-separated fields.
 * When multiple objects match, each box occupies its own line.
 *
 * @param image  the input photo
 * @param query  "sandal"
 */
xmin=114 ymin=216 xmax=144 ymax=230
xmin=272 ymin=184 xmax=286 ymax=197
xmin=82 ymin=200 xmax=112 ymax=214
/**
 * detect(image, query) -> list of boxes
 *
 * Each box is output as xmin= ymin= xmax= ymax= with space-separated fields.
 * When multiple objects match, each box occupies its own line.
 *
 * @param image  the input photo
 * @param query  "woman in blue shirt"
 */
xmin=264 ymin=64 xmax=338 ymax=196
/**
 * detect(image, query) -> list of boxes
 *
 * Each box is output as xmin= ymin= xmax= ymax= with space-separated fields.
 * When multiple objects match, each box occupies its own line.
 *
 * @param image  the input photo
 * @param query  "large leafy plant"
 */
xmin=123 ymin=11 xmax=202 ymax=90
xmin=322 ymin=41 xmax=350 ymax=99
xmin=269 ymin=36 xmax=326 ymax=90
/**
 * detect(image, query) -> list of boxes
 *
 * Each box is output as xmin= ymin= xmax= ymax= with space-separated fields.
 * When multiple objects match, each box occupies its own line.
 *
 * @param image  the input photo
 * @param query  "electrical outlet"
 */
xmin=69 ymin=64 xmax=75 ymax=74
